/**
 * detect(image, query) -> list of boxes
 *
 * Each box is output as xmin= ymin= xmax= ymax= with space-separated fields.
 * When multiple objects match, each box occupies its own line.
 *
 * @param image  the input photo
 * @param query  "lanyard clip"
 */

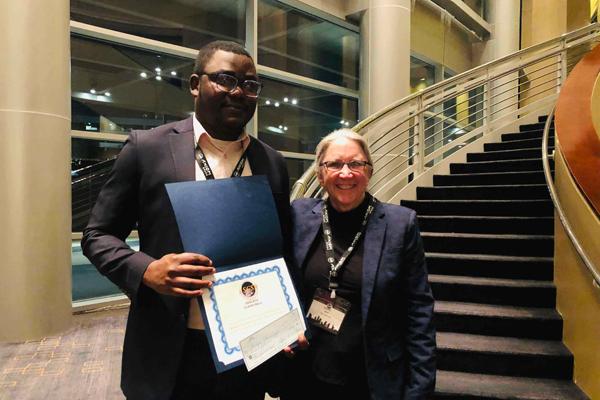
xmin=328 ymin=278 xmax=339 ymax=299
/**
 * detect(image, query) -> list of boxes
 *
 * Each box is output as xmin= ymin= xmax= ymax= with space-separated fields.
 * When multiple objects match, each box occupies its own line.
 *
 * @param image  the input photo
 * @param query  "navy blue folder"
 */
xmin=165 ymin=175 xmax=283 ymax=269
xmin=165 ymin=175 xmax=289 ymax=372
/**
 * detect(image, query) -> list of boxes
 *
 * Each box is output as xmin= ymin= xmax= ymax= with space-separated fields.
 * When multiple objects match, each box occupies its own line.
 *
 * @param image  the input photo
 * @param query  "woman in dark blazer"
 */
xmin=289 ymin=129 xmax=436 ymax=399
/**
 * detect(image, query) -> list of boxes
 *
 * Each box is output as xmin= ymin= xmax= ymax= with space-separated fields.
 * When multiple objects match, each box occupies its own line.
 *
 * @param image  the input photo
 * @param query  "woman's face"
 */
xmin=318 ymin=137 xmax=372 ymax=212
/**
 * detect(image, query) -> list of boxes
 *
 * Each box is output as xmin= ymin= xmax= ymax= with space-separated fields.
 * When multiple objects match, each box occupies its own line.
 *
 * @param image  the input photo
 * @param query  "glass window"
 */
xmin=72 ymin=138 xmax=124 ymax=231
xmin=72 ymin=239 xmax=139 ymax=301
xmin=468 ymin=86 xmax=484 ymax=128
xmin=257 ymin=77 xmax=358 ymax=154
xmin=71 ymin=35 xmax=195 ymax=134
xmin=71 ymin=0 xmax=245 ymax=50
xmin=258 ymin=0 xmax=359 ymax=89
xmin=462 ymin=0 xmax=486 ymax=19
xmin=72 ymin=138 xmax=123 ymax=170
xmin=285 ymin=158 xmax=315 ymax=191
xmin=410 ymin=56 xmax=436 ymax=93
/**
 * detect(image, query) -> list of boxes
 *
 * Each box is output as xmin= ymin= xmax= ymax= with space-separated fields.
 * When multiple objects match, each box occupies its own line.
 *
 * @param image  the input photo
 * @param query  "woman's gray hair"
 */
xmin=314 ymin=128 xmax=373 ymax=173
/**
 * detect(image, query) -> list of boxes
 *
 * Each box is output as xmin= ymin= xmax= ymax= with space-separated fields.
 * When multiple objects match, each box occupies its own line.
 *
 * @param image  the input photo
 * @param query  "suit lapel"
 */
xmin=168 ymin=118 xmax=195 ymax=182
xmin=361 ymin=203 xmax=386 ymax=325
xmin=295 ymin=201 xmax=323 ymax=270
xmin=246 ymin=137 xmax=269 ymax=176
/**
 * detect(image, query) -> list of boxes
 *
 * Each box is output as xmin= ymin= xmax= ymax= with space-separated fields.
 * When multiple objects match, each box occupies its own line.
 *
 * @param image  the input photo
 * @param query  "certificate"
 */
xmin=165 ymin=176 xmax=307 ymax=372
xmin=201 ymin=257 xmax=305 ymax=371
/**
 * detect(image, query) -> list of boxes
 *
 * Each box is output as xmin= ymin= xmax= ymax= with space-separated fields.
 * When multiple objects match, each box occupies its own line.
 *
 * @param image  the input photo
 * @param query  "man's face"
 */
xmin=190 ymin=50 xmax=258 ymax=140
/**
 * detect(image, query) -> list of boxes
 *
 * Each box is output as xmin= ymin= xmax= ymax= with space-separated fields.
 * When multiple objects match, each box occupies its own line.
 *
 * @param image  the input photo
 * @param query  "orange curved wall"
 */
xmin=555 ymin=43 xmax=600 ymax=216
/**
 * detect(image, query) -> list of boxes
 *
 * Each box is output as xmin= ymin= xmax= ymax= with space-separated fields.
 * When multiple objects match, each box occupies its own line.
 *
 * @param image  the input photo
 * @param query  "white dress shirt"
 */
xmin=187 ymin=115 xmax=252 ymax=329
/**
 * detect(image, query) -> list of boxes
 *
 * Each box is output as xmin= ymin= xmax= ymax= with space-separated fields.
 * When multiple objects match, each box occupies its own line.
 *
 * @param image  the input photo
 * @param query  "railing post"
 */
xmin=484 ymin=68 xmax=492 ymax=136
xmin=559 ymin=39 xmax=568 ymax=90
xmin=417 ymin=96 xmax=425 ymax=174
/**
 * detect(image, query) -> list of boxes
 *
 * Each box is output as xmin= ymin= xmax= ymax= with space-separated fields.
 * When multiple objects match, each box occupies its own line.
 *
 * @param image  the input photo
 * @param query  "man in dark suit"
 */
xmin=82 ymin=41 xmax=290 ymax=400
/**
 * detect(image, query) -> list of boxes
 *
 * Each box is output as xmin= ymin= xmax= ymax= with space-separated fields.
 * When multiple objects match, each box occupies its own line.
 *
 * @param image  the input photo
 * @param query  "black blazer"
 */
xmin=291 ymin=198 xmax=436 ymax=399
xmin=82 ymin=117 xmax=291 ymax=400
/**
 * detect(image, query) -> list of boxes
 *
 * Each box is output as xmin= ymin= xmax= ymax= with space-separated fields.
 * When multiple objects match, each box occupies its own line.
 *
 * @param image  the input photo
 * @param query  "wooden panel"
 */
xmin=555 ymin=43 xmax=600 ymax=216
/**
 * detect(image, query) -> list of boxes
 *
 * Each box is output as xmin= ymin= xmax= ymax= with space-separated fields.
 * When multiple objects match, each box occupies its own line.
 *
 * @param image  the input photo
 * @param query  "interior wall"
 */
xmin=411 ymin=1 xmax=473 ymax=73
xmin=293 ymin=0 xmax=348 ymax=19
xmin=297 ymin=0 xmax=475 ymax=75
xmin=554 ymin=147 xmax=600 ymax=399
xmin=521 ymin=0 xmax=573 ymax=48
xmin=568 ymin=0 xmax=593 ymax=30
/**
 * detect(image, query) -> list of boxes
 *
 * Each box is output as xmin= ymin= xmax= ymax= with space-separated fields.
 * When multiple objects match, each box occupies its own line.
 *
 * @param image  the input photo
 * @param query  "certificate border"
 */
xmin=209 ymin=265 xmax=294 ymax=355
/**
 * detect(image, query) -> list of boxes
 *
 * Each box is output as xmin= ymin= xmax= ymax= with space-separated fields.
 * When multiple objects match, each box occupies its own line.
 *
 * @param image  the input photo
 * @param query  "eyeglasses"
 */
xmin=202 ymin=72 xmax=263 ymax=98
xmin=319 ymin=160 xmax=372 ymax=172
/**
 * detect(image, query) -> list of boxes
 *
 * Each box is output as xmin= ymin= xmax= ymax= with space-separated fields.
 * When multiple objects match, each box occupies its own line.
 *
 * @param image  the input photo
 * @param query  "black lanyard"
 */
xmin=321 ymin=195 xmax=377 ymax=298
xmin=194 ymin=144 xmax=248 ymax=179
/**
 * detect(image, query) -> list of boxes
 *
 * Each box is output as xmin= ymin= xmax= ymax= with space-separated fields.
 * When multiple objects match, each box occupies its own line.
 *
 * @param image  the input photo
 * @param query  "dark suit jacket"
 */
xmin=291 ymin=198 xmax=436 ymax=400
xmin=82 ymin=117 xmax=291 ymax=400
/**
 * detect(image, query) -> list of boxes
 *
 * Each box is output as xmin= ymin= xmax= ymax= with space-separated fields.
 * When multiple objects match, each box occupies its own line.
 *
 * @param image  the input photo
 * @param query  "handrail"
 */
xmin=541 ymin=107 xmax=600 ymax=289
xmin=354 ymin=23 xmax=600 ymax=131
xmin=291 ymin=22 xmax=600 ymax=201
xmin=72 ymin=157 xmax=116 ymax=177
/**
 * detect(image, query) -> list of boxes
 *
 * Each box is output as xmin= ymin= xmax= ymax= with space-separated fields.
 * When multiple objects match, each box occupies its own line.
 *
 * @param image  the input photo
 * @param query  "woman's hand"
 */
xmin=283 ymin=333 xmax=310 ymax=358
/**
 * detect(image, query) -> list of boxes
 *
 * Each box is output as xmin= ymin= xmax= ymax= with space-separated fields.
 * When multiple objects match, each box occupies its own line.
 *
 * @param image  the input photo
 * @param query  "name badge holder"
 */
xmin=306 ymin=196 xmax=377 ymax=335
xmin=306 ymin=288 xmax=351 ymax=335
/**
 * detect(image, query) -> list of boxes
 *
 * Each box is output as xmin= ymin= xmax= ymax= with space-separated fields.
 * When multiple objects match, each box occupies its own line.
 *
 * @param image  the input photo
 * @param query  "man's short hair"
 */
xmin=193 ymin=40 xmax=253 ymax=74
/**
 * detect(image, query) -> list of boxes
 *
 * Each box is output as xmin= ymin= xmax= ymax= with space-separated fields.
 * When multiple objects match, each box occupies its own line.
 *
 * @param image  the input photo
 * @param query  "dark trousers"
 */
xmin=280 ymin=351 xmax=371 ymax=400
xmin=170 ymin=329 xmax=265 ymax=400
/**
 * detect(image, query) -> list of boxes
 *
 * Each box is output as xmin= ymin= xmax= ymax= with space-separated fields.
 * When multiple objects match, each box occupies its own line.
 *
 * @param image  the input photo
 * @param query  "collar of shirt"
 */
xmin=192 ymin=114 xmax=250 ymax=157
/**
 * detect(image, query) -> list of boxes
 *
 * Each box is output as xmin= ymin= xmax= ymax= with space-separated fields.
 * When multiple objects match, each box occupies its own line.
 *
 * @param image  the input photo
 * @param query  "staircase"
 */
xmin=401 ymin=117 xmax=589 ymax=399
xmin=72 ymin=158 xmax=116 ymax=231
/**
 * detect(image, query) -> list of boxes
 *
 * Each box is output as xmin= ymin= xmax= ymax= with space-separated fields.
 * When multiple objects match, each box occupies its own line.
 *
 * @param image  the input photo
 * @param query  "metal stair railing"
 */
xmin=71 ymin=157 xmax=116 ymax=182
xmin=291 ymin=23 xmax=600 ymax=203
xmin=71 ymin=158 xmax=117 ymax=231
xmin=542 ymin=112 xmax=600 ymax=291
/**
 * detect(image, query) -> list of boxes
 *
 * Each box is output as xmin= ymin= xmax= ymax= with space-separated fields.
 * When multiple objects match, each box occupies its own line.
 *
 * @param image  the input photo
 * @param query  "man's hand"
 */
xmin=142 ymin=253 xmax=216 ymax=297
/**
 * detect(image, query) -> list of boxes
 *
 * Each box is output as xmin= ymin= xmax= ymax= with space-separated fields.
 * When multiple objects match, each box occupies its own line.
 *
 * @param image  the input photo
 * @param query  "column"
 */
xmin=0 ymin=0 xmax=72 ymax=341
xmin=359 ymin=0 xmax=411 ymax=118
xmin=473 ymin=1 xmax=521 ymax=121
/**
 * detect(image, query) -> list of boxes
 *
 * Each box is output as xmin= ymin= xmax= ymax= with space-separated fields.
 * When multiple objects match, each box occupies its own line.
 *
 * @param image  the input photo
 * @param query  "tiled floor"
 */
xmin=0 ymin=307 xmax=277 ymax=400
xmin=0 ymin=307 xmax=127 ymax=400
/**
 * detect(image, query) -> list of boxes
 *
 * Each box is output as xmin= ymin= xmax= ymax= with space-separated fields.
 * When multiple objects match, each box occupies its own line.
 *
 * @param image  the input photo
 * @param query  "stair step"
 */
xmin=449 ymin=158 xmax=551 ymax=174
xmin=426 ymin=253 xmax=554 ymax=280
xmin=421 ymin=232 xmax=553 ymax=257
xmin=467 ymin=147 xmax=547 ymax=162
xmin=433 ymin=171 xmax=549 ymax=186
xmin=502 ymin=129 xmax=553 ymax=142
xmin=403 ymin=199 xmax=553 ymax=217
xmin=437 ymin=332 xmax=573 ymax=380
xmin=429 ymin=274 xmax=555 ymax=307
xmin=434 ymin=301 xmax=562 ymax=340
xmin=520 ymin=122 xmax=550 ymax=131
xmin=485 ymin=137 xmax=554 ymax=151
xmin=418 ymin=215 xmax=553 ymax=234
xmin=417 ymin=184 xmax=550 ymax=201
xmin=435 ymin=370 xmax=589 ymax=400
xmin=413 ymin=116 xmax=582 ymax=398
